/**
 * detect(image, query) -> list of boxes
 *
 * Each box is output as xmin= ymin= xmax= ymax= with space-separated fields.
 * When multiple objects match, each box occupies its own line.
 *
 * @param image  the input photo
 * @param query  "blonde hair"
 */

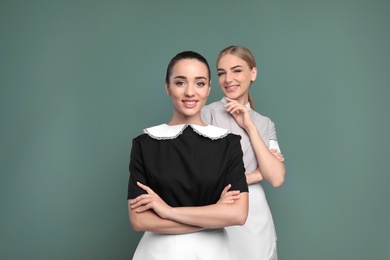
xmin=217 ymin=45 xmax=257 ymax=109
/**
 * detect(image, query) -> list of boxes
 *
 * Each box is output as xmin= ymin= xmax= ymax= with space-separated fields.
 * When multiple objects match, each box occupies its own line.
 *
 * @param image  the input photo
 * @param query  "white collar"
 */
xmin=144 ymin=124 xmax=229 ymax=140
xmin=221 ymin=97 xmax=251 ymax=109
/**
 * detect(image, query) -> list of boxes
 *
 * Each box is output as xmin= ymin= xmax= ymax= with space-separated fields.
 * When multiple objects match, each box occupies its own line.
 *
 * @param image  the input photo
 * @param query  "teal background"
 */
xmin=1 ymin=0 xmax=389 ymax=259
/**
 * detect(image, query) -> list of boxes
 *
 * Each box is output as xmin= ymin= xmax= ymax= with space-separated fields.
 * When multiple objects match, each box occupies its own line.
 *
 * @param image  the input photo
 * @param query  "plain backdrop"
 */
xmin=1 ymin=0 xmax=389 ymax=259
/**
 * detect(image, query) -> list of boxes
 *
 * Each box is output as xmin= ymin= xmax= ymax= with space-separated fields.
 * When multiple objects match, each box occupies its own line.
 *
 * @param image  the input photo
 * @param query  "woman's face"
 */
xmin=217 ymin=54 xmax=257 ymax=104
xmin=166 ymin=59 xmax=211 ymax=122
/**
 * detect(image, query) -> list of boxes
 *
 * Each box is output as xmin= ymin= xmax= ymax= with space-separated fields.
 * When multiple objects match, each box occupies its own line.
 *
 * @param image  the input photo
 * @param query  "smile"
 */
xmin=225 ymin=85 xmax=239 ymax=92
xmin=182 ymin=100 xmax=198 ymax=108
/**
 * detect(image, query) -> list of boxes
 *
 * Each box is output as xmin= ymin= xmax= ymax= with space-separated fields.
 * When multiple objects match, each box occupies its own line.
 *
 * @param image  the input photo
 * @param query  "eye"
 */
xmin=175 ymin=81 xmax=185 ymax=86
xmin=217 ymin=71 xmax=225 ymax=77
xmin=196 ymin=82 xmax=206 ymax=87
xmin=233 ymin=69 xmax=242 ymax=73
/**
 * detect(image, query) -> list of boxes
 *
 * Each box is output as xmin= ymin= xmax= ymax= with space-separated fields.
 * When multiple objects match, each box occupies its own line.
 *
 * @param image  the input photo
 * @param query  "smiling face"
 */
xmin=165 ymin=59 xmax=211 ymax=125
xmin=217 ymin=53 xmax=257 ymax=105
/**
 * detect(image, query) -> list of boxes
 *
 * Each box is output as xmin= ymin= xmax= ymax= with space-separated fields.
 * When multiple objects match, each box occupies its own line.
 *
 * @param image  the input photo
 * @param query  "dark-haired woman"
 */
xmin=128 ymin=51 xmax=249 ymax=260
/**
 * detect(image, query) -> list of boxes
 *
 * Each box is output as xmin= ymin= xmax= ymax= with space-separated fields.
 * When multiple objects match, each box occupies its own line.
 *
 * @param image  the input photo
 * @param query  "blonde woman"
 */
xmin=202 ymin=46 xmax=286 ymax=260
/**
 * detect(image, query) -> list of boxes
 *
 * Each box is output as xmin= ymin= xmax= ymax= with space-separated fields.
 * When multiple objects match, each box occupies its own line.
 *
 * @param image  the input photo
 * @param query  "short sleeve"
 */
xmin=225 ymin=135 xmax=248 ymax=193
xmin=267 ymin=119 xmax=282 ymax=153
xmin=127 ymin=138 xmax=148 ymax=200
xmin=268 ymin=118 xmax=277 ymax=141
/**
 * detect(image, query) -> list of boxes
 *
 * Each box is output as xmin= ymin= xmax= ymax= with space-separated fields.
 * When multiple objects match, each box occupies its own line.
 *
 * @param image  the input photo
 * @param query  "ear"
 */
xmin=165 ymin=82 xmax=171 ymax=96
xmin=251 ymin=67 xmax=258 ymax=82
xmin=207 ymin=81 xmax=211 ymax=96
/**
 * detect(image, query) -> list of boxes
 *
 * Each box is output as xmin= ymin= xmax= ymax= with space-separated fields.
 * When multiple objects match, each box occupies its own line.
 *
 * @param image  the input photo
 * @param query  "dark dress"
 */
xmin=128 ymin=124 xmax=248 ymax=260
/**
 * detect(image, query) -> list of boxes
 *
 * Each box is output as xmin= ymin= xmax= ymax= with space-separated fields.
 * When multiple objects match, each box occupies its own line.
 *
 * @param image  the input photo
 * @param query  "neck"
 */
xmin=226 ymin=94 xmax=248 ymax=106
xmin=237 ymin=95 xmax=249 ymax=106
xmin=168 ymin=114 xmax=206 ymax=126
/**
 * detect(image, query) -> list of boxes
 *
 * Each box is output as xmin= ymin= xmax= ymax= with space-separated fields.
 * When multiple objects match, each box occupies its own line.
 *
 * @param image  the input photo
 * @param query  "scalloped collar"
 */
xmin=144 ymin=124 xmax=229 ymax=140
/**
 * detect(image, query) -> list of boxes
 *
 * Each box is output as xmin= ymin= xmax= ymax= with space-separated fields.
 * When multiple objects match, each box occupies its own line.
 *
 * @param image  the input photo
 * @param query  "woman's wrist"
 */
xmin=244 ymin=123 xmax=257 ymax=135
xmin=246 ymin=170 xmax=263 ymax=185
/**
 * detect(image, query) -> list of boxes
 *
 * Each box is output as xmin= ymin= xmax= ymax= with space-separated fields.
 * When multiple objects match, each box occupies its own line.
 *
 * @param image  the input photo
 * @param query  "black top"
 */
xmin=128 ymin=125 xmax=248 ymax=207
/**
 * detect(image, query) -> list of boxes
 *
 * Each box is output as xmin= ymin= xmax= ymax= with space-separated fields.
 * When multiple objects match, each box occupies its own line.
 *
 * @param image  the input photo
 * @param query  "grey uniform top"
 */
xmin=201 ymin=97 xmax=281 ymax=260
xmin=202 ymin=97 xmax=280 ymax=173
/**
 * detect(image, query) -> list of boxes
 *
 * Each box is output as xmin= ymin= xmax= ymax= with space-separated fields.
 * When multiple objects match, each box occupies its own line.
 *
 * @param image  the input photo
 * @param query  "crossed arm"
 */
xmin=224 ymin=97 xmax=286 ymax=187
xmin=128 ymin=183 xmax=248 ymax=234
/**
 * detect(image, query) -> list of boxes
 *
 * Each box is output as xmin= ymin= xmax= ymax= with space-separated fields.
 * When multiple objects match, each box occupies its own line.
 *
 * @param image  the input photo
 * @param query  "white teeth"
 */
xmin=185 ymin=101 xmax=196 ymax=104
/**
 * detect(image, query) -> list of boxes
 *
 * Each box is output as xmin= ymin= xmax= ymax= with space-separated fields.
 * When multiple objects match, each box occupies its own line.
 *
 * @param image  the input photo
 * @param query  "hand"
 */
xmin=270 ymin=149 xmax=285 ymax=162
xmin=246 ymin=168 xmax=264 ymax=184
xmin=217 ymin=184 xmax=241 ymax=204
xmin=224 ymin=97 xmax=254 ymax=130
xmin=129 ymin=182 xmax=172 ymax=219
xmin=246 ymin=149 xmax=284 ymax=185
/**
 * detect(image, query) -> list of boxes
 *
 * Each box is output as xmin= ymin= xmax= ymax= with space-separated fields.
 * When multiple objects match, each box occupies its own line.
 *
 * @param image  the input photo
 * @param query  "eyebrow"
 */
xmin=173 ymin=76 xmax=208 ymax=80
xmin=173 ymin=76 xmax=187 ymax=79
xmin=195 ymin=76 xmax=208 ymax=80
xmin=217 ymin=65 xmax=243 ymax=71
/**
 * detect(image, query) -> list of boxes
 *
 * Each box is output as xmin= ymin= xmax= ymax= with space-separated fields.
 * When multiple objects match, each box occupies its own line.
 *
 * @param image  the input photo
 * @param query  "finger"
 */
xmin=129 ymin=196 xmax=142 ymax=205
xmin=221 ymin=190 xmax=240 ymax=201
xmin=229 ymin=194 xmax=241 ymax=201
xmin=131 ymin=197 xmax=151 ymax=208
xmin=224 ymin=190 xmax=240 ymax=196
xmin=137 ymin=182 xmax=155 ymax=194
xmin=220 ymin=193 xmax=241 ymax=204
xmin=130 ymin=194 xmax=151 ymax=204
xmin=224 ymin=100 xmax=241 ymax=110
xmin=270 ymin=149 xmax=284 ymax=157
xmin=228 ymin=107 xmax=238 ymax=115
xmin=274 ymin=153 xmax=282 ymax=158
xmin=225 ymin=193 xmax=241 ymax=200
xmin=230 ymin=108 xmax=239 ymax=115
xmin=220 ymin=184 xmax=232 ymax=198
xmin=274 ymin=154 xmax=285 ymax=162
xmin=130 ymin=203 xmax=143 ymax=209
xmin=135 ymin=205 xmax=150 ymax=213
xmin=225 ymin=97 xmax=237 ymax=103
xmin=230 ymin=106 xmax=246 ymax=114
xmin=229 ymin=190 xmax=240 ymax=195
xmin=222 ymin=184 xmax=232 ymax=194
xmin=223 ymin=102 xmax=235 ymax=111
xmin=225 ymin=101 xmax=240 ymax=109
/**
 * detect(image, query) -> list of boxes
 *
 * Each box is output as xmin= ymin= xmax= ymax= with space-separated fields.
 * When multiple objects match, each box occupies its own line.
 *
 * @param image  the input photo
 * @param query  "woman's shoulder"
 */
xmin=250 ymin=109 xmax=275 ymax=126
xmin=226 ymin=132 xmax=242 ymax=142
xmin=132 ymin=124 xmax=167 ymax=142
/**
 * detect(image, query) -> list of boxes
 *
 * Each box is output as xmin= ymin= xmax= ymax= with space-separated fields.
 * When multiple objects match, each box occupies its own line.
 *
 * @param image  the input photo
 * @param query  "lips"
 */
xmin=225 ymin=85 xmax=239 ymax=92
xmin=182 ymin=100 xmax=198 ymax=108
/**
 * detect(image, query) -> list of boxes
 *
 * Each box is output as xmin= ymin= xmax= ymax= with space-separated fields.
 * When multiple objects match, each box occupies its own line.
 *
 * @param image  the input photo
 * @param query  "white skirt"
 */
xmin=132 ymin=228 xmax=236 ymax=260
xmin=226 ymin=184 xmax=277 ymax=260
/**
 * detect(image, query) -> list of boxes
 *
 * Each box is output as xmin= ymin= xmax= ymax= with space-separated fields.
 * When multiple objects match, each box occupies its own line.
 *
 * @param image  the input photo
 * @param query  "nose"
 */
xmin=184 ymin=84 xmax=195 ymax=97
xmin=225 ymin=72 xmax=233 ymax=83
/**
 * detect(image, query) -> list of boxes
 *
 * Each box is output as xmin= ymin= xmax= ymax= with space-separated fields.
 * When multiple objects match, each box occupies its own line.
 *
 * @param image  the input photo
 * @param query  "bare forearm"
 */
xmin=129 ymin=206 xmax=204 ymax=234
xmin=245 ymin=125 xmax=286 ymax=187
xmin=168 ymin=194 xmax=248 ymax=228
